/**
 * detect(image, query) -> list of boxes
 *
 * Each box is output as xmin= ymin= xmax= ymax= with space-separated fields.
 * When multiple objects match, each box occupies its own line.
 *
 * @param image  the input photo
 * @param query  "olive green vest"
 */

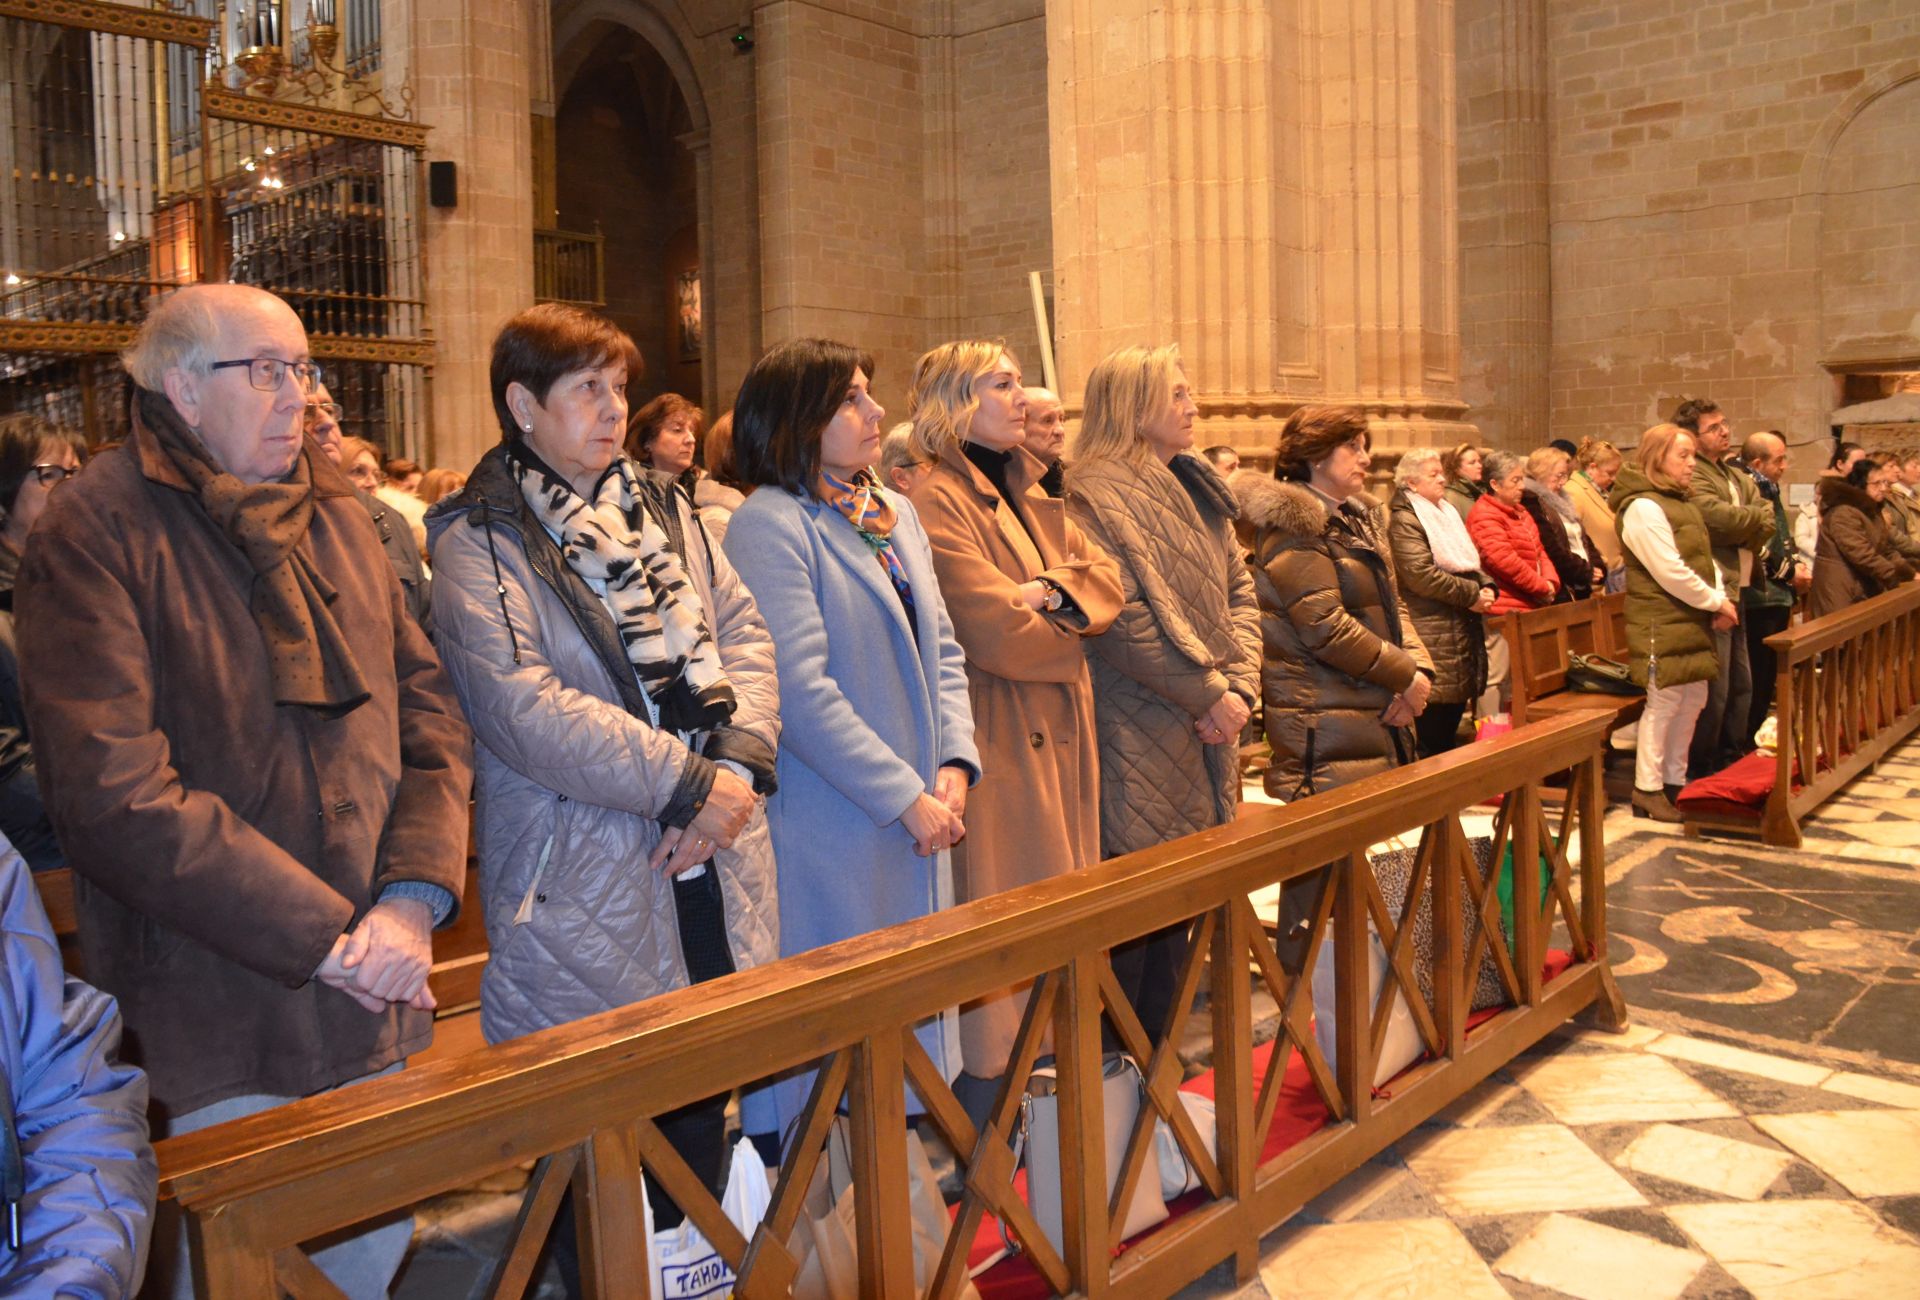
xmin=1611 ymin=465 xmax=1720 ymax=688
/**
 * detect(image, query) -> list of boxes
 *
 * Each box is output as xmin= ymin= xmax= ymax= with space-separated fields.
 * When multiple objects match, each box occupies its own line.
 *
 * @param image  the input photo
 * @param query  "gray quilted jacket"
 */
xmin=1065 ymin=452 xmax=1261 ymax=858
xmin=426 ymin=447 xmax=780 ymax=1046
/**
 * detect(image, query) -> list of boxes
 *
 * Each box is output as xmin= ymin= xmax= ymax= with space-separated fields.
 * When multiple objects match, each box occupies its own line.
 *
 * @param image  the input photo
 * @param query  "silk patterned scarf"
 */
xmin=818 ymin=468 xmax=912 ymax=601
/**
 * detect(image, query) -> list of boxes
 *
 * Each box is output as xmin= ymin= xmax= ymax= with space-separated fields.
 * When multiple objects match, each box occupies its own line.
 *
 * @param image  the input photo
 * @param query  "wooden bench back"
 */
xmin=34 ymin=833 xmax=490 ymax=1017
xmin=1497 ymin=592 xmax=1628 ymax=722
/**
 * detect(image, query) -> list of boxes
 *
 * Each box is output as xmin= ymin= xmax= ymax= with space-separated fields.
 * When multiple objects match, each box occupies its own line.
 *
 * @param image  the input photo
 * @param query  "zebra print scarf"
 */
xmin=511 ymin=444 xmax=735 ymax=734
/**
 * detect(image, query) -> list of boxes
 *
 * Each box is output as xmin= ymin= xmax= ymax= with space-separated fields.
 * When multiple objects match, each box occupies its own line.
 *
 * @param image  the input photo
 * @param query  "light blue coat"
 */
xmin=724 ymin=488 xmax=978 ymax=1135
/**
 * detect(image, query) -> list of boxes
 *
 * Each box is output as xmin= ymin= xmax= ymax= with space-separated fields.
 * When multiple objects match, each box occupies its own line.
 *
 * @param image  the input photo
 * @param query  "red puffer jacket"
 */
xmin=1468 ymin=493 xmax=1560 ymax=613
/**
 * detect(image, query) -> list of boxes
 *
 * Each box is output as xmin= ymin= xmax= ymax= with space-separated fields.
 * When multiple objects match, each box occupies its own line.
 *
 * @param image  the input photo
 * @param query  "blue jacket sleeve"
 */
xmin=0 ymin=846 xmax=155 ymax=1298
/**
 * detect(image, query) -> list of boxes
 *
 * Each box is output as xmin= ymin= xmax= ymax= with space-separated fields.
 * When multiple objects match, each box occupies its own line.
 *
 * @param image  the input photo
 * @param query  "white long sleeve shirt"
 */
xmin=1620 ymin=498 xmax=1726 ymax=612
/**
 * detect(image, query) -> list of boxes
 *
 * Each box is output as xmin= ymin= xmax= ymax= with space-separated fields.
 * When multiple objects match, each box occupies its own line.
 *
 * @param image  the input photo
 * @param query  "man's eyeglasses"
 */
xmin=305 ymin=401 xmax=343 ymax=423
xmin=210 ymin=357 xmax=323 ymax=394
xmin=29 ymin=464 xmax=74 ymax=488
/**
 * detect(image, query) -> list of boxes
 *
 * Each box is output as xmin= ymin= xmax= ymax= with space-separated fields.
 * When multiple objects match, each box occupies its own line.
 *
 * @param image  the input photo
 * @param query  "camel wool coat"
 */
xmin=910 ymin=441 xmax=1123 ymax=1077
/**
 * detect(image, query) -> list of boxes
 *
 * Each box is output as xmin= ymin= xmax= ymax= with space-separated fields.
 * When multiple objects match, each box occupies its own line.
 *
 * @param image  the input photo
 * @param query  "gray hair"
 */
xmin=121 ymin=285 xmax=224 ymax=390
xmin=878 ymin=423 xmax=925 ymax=477
xmin=1393 ymin=445 xmax=1443 ymax=488
xmin=1483 ymin=449 xmax=1527 ymax=486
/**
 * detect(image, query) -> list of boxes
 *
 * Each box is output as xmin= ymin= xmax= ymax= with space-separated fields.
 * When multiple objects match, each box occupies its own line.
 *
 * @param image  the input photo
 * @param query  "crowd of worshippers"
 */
xmin=0 ymin=283 xmax=1916 ymax=1296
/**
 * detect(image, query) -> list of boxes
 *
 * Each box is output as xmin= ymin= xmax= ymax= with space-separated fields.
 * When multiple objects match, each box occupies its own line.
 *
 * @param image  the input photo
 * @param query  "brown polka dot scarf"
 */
xmin=137 ymin=387 xmax=372 ymax=716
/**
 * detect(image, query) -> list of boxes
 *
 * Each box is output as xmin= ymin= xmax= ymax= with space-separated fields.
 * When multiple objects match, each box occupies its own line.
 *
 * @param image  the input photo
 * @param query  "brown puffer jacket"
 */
xmin=1385 ymin=490 xmax=1491 ymax=706
xmin=1241 ymin=477 xmax=1433 ymax=800
xmin=1066 ymin=452 xmax=1262 ymax=858
xmin=1808 ymin=476 xmax=1916 ymax=619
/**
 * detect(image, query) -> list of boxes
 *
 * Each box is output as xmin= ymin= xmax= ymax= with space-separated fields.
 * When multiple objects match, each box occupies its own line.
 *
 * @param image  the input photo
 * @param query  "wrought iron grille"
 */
xmin=0 ymin=0 xmax=430 ymax=460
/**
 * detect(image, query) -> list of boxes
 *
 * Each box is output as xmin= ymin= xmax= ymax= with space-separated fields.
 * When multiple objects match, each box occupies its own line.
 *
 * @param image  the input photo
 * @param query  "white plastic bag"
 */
xmin=1311 ymin=917 xmax=1424 ymax=1090
xmin=642 ymin=1136 xmax=774 ymax=1299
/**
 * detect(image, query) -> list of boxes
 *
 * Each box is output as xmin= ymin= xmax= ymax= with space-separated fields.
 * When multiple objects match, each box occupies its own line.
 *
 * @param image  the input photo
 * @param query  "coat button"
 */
xmin=1029 ymin=732 xmax=1045 ymax=749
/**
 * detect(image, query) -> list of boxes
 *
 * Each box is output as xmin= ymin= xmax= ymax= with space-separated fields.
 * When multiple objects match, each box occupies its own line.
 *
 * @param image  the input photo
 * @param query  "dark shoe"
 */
xmin=1664 ymin=783 xmax=1684 ymax=804
xmin=1632 ymin=788 xmax=1683 ymax=822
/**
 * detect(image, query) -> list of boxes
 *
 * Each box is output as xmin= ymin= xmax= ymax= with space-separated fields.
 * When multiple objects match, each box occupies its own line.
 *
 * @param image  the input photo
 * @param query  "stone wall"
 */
xmin=947 ymin=2 xmax=1052 ymax=382
xmin=755 ymin=0 xmax=931 ymax=419
xmin=1471 ymin=0 xmax=1920 ymax=465
xmin=414 ymin=0 xmax=535 ymax=472
xmin=1049 ymin=0 xmax=1473 ymax=456
xmin=1457 ymin=0 xmax=1550 ymax=452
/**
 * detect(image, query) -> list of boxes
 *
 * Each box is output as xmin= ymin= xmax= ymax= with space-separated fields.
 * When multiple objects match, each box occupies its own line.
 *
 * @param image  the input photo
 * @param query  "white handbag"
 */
xmin=1016 ymin=1054 xmax=1170 ymax=1256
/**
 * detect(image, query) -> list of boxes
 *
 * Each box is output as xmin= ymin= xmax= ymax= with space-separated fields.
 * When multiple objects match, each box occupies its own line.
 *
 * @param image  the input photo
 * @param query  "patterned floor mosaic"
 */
xmin=1173 ymin=732 xmax=1920 ymax=1300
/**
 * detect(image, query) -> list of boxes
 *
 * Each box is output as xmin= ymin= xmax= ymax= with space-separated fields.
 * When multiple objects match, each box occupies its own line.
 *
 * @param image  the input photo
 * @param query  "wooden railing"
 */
xmin=533 ymin=226 xmax=607 ymax=308
xmin=158 ymin=713 xmax=1623 ymax=1298
xmin=1747 ymin=580 xmax=1920 ymax=847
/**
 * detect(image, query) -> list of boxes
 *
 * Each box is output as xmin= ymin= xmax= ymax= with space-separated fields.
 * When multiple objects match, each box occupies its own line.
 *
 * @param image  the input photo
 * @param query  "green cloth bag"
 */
xmin=1496 ymin=846 xmax=1554 ymax=940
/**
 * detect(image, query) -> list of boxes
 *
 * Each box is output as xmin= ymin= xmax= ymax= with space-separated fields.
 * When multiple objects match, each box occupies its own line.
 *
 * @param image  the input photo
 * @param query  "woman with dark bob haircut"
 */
xmin=0 ymin=413 xmax=85 ymax=870
xmin=424 ymin=304 xmax=780 ymax=1285
xmin=722 ymin=337 xmax=978 ymax=1146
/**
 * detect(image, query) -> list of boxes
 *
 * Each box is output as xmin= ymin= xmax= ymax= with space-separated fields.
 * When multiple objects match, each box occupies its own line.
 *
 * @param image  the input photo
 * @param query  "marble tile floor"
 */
xmin=1171 ymin=1022 xmax=1920 ymax=1300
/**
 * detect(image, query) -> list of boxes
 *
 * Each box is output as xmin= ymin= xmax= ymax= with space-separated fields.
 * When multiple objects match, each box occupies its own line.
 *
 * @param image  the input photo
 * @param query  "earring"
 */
xmin=523 ymin=423 xmax=532 ymax=432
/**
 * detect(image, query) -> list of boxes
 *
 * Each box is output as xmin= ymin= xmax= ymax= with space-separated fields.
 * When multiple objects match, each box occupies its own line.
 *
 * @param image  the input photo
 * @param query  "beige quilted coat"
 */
xmin=1065 ymin=452 xmax=1261 ymax=858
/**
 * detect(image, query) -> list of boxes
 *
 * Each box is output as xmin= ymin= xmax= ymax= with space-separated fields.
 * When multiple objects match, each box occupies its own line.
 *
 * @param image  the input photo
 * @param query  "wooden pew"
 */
xmin=1684 ymin=579 xmax=1920 ymax=847
xmin=156 ymin=713 xmax=1624 ymax=1300
xmin=1495 ymin=592 xmax=1642 ymax=745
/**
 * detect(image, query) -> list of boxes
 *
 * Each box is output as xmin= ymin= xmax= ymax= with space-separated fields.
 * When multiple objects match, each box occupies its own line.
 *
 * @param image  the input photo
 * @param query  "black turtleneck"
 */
xmin=963 ymin=441 xmax=1039 ymax=542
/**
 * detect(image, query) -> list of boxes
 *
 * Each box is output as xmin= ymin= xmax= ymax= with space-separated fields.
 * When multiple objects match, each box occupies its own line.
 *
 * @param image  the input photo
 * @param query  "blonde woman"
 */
xmin=1063 ymin=344 xmax=1260 ymax=1041
xmin=1521 ymin=445 xmax=1598 ymax=601
xmin=906 ymin=340 xmax=1122 ymax=1102
xmin=1612 ymin=424 xmax=1735 ymax=821
xmin=1569 ymin=437 xmax=1626 ymax=593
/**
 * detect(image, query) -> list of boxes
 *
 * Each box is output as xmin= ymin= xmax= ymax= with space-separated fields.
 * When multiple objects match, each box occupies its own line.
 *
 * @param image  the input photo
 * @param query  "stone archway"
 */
xmin=549 ymin=1 xmax=718 ymax=414
xmin=1791 ymin=62 xmax=1920 ymax=437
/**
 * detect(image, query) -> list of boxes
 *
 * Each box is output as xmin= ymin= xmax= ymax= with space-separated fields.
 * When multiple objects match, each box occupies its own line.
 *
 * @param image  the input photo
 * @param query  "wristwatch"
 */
xmin=1039 ymin=579 xmax=1065 ymax=612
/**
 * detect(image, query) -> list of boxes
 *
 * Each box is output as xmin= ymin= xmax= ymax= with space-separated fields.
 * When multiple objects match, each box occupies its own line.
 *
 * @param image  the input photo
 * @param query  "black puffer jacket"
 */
xmin=1241 ymin=477 xmax=1433 ymax=800
xmin=1385 ymin=491 xmax=1492 ymax=706
xmin=1521 ymin=486 xmax=1592 ymax=602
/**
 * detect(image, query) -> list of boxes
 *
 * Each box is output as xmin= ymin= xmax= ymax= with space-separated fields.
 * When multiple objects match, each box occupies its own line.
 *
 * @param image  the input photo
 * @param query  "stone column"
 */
xmin=1456 ymin=0 xmax=1549 ymax=450
xmin=413 ymin=0 xmax=534 ymax=471
xmin=1046 ymin=0 xmax=1474 ymax=456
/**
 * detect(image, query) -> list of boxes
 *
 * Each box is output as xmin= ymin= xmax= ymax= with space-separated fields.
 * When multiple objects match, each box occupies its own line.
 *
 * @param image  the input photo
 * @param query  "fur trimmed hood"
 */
xmin=1817 ymin=474 xmax=1877 ymax=517
xmin=1230 ymin=472 xmax=1379 ymax=540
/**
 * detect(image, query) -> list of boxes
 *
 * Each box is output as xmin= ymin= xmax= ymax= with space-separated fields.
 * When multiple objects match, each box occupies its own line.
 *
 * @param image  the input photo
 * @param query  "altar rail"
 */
xmin=158 ymin=712 xmax=1622 ymax=1299
xmin=1748 ymin=580 xmax=1920 ymax=847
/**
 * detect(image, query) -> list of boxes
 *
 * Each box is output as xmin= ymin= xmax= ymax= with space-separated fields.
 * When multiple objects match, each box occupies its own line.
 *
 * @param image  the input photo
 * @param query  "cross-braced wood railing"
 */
xmin=157 ymin=711 xmax=1622 ymax=1299
xmin=1713 ymin=580 xmax=1920 ymax=847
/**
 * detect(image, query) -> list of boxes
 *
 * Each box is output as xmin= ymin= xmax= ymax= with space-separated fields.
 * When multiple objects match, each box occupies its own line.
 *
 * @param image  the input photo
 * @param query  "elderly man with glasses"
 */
xmin=304 ymin=386 xmax=432 ymax=631
xmin=13 ymin=283 xmax=473 ymax=1297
